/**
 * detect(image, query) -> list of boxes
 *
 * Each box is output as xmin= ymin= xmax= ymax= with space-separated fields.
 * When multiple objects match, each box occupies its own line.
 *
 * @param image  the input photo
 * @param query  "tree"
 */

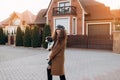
xmin=42 ymin=24 xmax=51 ymax=48
xmin=23 ymin=26 xmax=31 ymax=47
xmin=0 ymin=28 xmax=5 ymax=44
xmin=31 ymin=25 xmax=41 ymax=47
xmin=16 ymin=27 xmax=23 ymax=46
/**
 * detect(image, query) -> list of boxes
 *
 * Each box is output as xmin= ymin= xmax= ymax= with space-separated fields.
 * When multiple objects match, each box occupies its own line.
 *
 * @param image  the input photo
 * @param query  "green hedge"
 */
xmin=16 ymin=27 xmax=23 ymax=46
xmin=42 ymin=24 xmax=51 ymax=49
xmin=31 ymin=25 xmax=41 ymax=47
xmin=0 ymin=28 xmax=5 ymax=45
xmin=23 ymin=27 xmax=31 ymax=47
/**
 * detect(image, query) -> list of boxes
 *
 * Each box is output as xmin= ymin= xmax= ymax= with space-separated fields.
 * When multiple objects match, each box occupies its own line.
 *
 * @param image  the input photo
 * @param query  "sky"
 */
xmin=0 ymin=0 xmax=50 ymax=21
xmin=96 ymin=0 xmax=120 ymax=9
xmin=0 ymin=0 xmax=120 ymax=22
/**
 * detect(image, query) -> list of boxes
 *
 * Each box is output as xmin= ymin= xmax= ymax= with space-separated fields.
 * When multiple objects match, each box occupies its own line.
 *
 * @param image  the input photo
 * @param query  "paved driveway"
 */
xmin=0 ymin=45 xmax=120 ymax=80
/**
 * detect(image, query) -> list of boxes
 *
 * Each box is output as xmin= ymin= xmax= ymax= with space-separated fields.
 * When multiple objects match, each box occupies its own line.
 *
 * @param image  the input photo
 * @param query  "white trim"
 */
xmin=86 ymin=22 xmax=112 ymax=35
xmin=77 ymin=0 xmax=85 ymax=35
xmin=46 ymin=0 xmax=71 ymax=24
xmin=53 ymin=17 xmax=70 ymax=34
xmin=82 ymin=11 xmax=85 ymax=35
xmin=72 ymin=17 xmax=77 ymax=35
xmin=77 ymin=0 xmax=86 ymax=14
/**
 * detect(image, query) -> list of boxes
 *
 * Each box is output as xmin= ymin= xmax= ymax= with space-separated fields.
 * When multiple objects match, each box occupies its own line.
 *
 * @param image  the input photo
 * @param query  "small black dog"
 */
xmin=45 ymin=36 xmax=54 ymax=51
xmin=45 ymin=36 xmax=53 ymax=42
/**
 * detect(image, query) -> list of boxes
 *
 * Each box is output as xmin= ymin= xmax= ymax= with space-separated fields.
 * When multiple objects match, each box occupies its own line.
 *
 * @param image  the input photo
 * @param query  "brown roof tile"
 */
xmin=0 ymin=22 xmax=1 ymax=25
xmin=80 ymin=0 xmax=112 ymax=20
xmin=111 ymin=9 xmax=120 ymax=19
xmin=21 ymin=10 xmax=36 ymax=24
xmin=0 ymin=10 xmax=36 ymax=25
xmin=34 ymin=9 xmax=47 ymax=24
xmin=0 ymin=18 xmax=9 ymax=25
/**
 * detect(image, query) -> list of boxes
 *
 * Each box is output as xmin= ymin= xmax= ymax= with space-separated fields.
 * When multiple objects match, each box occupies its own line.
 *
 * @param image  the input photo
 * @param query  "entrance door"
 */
xmin=10 ymin=36 xmax=14 ymax=45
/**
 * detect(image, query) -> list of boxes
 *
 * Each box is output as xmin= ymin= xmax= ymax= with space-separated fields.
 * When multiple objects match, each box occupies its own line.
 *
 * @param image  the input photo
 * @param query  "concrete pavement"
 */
xmin=0 ymin=45 xmax=120 ymax=80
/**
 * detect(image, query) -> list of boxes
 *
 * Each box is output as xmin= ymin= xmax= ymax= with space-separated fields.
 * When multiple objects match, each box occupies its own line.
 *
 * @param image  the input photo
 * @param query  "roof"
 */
xmin=111 ymin=9 xmax=120 ymax=19
xmin=0 ymin=23 xmax=2 ymax=27
xmin=21 ymin=10 xmax=36 ymax=24
xmin=0 ymin=10 xmax=36 ymax=25
xmin=79 ymin=0 xmax=112 ymax=20
xmin=0 ymin=22 xmax=5 ymax=28
xmin=0 ymin=18 xmax=9 ymax=25
xmin=46 ymin=0 xmax=112 ymax=21
xmin=34 ymin=9 xmax=47 ymax=24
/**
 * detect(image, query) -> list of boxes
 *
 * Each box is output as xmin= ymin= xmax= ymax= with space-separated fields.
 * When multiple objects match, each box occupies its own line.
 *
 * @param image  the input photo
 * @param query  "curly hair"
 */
xmin=52 ymin=29 xmax=67 ymax=44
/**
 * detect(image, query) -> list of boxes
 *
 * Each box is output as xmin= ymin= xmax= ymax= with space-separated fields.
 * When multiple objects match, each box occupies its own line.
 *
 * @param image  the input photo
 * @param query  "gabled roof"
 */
xmin=21 ymin=10 xmax=36 ymax=24
xmin=79 ymin=0 xmax=102 ymax=7
xmin=0 ymin=22 xmax=2 ymax=27
xmin=34 ymin=9 xmax=47 ymax=24
xmin=0 ymin=17 xmax=9 ymax=25
xmin=46 ymin=0 xmax=112 ymax=20
xmin=0 ymin=10 xmax=36 ymax=25
xmin=80 ymin=0 xmax=112 ymax=20
xmin=111 ymin=9 xmax=120 ymax=19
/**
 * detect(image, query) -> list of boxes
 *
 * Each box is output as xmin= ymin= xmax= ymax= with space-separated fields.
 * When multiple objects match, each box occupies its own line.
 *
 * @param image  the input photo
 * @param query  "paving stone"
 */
xmin=0 ymin=46 xmax=120 ymax=80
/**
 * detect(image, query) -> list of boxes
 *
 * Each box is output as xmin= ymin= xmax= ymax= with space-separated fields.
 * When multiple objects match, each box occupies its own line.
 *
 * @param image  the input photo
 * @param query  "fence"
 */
xmin=67 ymin=35 xmax=113 ymax=50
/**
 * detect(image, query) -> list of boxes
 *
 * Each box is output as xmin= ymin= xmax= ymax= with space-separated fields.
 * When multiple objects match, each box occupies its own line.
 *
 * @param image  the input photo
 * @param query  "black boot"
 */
xmin=47 ymin=69 xmax=52 ymax=80
xmin=60 ymin=75 xmax=66 ymax=80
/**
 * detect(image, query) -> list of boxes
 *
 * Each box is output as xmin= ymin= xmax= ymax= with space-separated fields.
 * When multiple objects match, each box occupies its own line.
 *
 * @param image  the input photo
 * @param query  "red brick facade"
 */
xmin=47 ymin=0 xmax=113 ymax=36
xmin=47 ymin=0 xmax=83 ymax=35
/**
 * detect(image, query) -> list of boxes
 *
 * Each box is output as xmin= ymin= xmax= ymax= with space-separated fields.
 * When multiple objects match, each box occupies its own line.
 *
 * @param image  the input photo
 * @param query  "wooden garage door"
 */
xmin=88 ymin=24 xmax=110 ymax=36
xmin=88 ymin=24 xmax=113 ymax=50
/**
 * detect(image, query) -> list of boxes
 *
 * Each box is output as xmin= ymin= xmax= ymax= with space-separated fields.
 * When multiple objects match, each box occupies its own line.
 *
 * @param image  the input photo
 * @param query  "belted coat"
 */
xmin=49 ymin=39 xmax=67 ymax=75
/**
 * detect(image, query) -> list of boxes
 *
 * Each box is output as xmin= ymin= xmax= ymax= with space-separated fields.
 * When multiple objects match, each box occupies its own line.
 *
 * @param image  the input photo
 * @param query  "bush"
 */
xmin=23 ymin=26 xmax=31 ymax=47
xmin=31 ymin=25 xmax=41 ymax=47
xmin=42 ymin=24 xmax=51 ymax=48
xmin=16 ymin=27 xmax=23 ymax=46
xmin=0 ymin=28 xmax=5 ymax=45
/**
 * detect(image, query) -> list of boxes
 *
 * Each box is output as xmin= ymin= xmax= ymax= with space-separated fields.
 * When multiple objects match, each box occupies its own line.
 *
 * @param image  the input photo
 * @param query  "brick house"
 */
xmin=45 ymin=0 xmax=113 ymax=50
xmin=34 ymin=9 xmax=47 ymax=28
xmin=0 ymin=10 xmax=36 ymax=45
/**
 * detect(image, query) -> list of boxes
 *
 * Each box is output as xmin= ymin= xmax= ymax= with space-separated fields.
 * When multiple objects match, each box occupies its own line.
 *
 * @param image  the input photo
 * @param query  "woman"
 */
xmin=47 ymin=25 xmax=67 ymax=80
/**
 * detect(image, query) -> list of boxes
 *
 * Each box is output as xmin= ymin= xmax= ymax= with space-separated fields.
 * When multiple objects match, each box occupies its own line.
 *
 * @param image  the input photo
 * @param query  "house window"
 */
xmin=12 ymin=19 xmax=20 ymax=26
xmin=59 ymin=2 xmax=70 ymax=7
xmin=59 ymin=2 xmax=70 ymax=13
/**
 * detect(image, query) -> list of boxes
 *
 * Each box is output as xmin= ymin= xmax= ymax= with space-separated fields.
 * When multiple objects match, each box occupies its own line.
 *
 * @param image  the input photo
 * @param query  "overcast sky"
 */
xmin=0 ymin=0 xmax=120 ymax=22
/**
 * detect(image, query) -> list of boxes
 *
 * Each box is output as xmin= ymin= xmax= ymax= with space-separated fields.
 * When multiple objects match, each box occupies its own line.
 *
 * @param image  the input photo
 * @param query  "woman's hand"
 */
xmin=47 ymin=65 xmax=51 ymax=69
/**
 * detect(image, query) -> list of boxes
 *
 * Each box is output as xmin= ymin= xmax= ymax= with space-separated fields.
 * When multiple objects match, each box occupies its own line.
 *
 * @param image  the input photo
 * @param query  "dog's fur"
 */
xmin=45 ymin=36 xmax=54 ymax=51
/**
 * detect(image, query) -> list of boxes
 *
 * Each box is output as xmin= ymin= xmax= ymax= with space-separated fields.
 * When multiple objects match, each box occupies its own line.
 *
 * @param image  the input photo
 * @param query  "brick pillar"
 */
xmin=14 ymin=35 xmax=16 ymax=46
xmin=8 ymin=35 xmax=16 ymax=45
xmin=113 ymin=31 xmax=120 ymax=53
xmin=8 ymin=35 xmax=11 ymax=45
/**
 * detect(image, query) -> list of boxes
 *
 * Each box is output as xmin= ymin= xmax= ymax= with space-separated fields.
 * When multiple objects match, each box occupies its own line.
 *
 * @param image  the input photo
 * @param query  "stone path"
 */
xmin=0 ymin=45 xmax=120 ymax=80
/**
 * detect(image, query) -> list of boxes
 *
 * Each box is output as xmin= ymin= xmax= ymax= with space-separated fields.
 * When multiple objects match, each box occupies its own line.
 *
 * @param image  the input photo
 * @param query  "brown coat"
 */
xmin=49 ymin=40 xmax=66 ymax=75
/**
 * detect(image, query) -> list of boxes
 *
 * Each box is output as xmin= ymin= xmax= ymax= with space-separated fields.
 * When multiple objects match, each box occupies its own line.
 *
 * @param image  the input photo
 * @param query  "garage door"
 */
xmin=88 ymin=24 xmax=113 ymax=50
xmin=54 ymin=18 xmax=70 ymax=34
xmin=88 ymin=24 xmax=110 ymax=36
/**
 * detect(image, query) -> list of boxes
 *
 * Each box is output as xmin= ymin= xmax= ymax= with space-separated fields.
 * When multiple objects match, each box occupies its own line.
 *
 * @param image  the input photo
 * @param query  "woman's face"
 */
xmin=56 ymin=29 xmax=61 ymax=35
